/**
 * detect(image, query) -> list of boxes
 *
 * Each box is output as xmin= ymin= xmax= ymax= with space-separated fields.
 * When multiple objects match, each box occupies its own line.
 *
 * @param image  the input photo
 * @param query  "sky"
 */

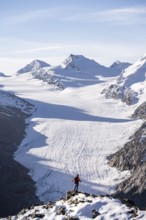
xmin=0 ymin=0 xmax=146 ymax=74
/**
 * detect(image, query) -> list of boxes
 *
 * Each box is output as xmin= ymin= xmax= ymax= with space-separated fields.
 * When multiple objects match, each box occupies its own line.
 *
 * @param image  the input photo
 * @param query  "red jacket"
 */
xmin=73 ymin=175 xmax=81 ymax=184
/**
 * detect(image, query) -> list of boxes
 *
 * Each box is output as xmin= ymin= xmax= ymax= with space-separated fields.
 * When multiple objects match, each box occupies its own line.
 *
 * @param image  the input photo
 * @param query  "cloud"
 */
xmin=1 ymin=5 xmax=146 ymax=26
xmin=11 ymin=46 xmax=63 ymax=54
xmin=0 ymin=6 xmax=74 ymax=25
xmin=95 ymin=7 xmax=146 ymax=25
xmin=64 ymin=6 xmax=146 ymax=25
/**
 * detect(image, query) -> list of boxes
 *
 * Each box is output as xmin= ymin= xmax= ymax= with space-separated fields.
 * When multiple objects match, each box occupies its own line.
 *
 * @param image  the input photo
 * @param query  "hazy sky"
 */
xmin=0 ymin=0 xmax=146 ymax=73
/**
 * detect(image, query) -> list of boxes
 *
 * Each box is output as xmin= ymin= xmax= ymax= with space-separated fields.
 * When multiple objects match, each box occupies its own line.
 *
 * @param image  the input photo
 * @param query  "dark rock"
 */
xmin=0 ymin=106 xmax=41 ymax=217
xmin=57 ymin=206 xmax=66 ymax=215
xmin=108 ymin=122 xmax=146 ymax=209
xmin=92 ymin=209 xmax=100 ymax=218
xmin=127 ymin=208 xmax=138 ymax=218
xmin=31 ymin=213 xmax=45 ymax=218
xmin=66 ymin=217 xmax=79 ymax=220
xmin=66 ymin=191 xmax=76 ymax=200
xmin=65 ymin=217 xmax=79 ymax=220
xmin=132 ymin=101 xmax=146 ymax=119
xmin=122 ymin=199 xmax=135 ymax=207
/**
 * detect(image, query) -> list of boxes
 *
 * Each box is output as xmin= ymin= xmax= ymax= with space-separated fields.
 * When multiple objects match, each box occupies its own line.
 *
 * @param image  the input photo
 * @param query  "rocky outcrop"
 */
xmin=132 ymin=101 xmax=146 ymax=119
xmin=2 ymin=192 xmax=140 ymax=220
xmin=0 ymin=106 xmax=41 ymax=217
xmin=31 ymin=68 xmax=64 ymax=90
xmin=102 ymin=84 xmax=138 ymax=105
xmin=0 ymin=90 xmax=35 ymax=114
xmin=102 ymin=54 xmax=146 ymax=105
xmin=108 ymin=122 xmax=146 ymax=209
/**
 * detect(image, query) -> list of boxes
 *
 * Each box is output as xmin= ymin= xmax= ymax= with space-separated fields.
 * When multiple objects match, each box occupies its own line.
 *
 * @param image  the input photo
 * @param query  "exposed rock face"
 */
xmin=102 ymin=54 xmax=146 ymax=105
xmin=132 ymin=101 xmax=146 ymax=119
xmin=0 ymin=90 xmax=35 ymax=114
xmin=102 ymin=84 xmax=138 ymax=105
xmin=108 ymin=122 xmax=146 ymax=209
xmin=31 ymin=68 xmax=64 ymax=90
xmin=0 ymin=106 xmax=41 ymax=217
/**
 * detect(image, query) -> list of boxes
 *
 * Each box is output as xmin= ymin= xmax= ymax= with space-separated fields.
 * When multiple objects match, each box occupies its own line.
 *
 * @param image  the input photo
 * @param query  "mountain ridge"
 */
xmin=13 ymin=54 xmax=133 ymax=89
xmin=102 ymin=52 xmax=146 ymax=105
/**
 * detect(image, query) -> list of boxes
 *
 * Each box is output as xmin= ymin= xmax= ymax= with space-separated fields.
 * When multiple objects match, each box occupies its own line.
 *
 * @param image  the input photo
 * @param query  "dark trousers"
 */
xmin=74 ymin=183 xmax=79 ymax=192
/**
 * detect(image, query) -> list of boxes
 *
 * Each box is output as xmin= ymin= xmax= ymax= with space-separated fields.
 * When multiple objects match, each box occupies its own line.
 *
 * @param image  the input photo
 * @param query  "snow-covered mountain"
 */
xmin=15 ymin=55 xmax=131 ymax=90
xmin=0 ymin=53 xmax=146 ymax=218
xmin=61 ymin=54 xmax=109 ymax=75
xmin=16 ymin=60 xmax=64 ymax=90
xmin=109 ymin=60 xmax=131 ymax=76
xmin=17 ymin=59 xmax=51 ymax=74
xmin=15 ymin=55 xmax=102 ymax=89
xmin=102 ymin=54 xmax=146 ymax=105
xmin=60 ymin=54 xmax=130 ymax=77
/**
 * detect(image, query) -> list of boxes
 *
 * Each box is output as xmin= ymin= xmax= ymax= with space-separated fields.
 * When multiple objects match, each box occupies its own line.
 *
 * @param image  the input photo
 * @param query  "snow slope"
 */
xmin=109 ymin=60 xmax=131 ymax=76
xmin=0 ymin=67 xmax=143 ymax=206
xmin=17 ymin=59 xmax=51 ymax=74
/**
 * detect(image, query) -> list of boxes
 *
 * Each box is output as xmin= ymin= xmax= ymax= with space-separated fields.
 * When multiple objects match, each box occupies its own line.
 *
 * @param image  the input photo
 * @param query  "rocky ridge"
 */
xmin=0 ymin=90 xmax=35 ymax=114
xmin=102 ymin=54 xmax=146 ymax=105
xmin=1 ymin=191 xmax=143 ymax=220
xmin=108 ymin=116 xmax=146 ymax=209
xmin=15 ymin=54 xmax=132 ymax=91
xmin=31 ymin=68 xmax=64 ymax=90
xmin=0 ymin=100 xmax=41 ymax=217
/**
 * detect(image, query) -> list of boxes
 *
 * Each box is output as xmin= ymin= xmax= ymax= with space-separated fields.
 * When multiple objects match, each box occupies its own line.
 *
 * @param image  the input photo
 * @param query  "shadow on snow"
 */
xmin=27 ymin=98 xmax=133 ymax=123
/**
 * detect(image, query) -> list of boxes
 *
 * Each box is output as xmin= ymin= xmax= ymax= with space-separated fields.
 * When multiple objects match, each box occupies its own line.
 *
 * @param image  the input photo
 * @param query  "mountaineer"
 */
xmin=72 ymin=174 xmax=81 ymax=192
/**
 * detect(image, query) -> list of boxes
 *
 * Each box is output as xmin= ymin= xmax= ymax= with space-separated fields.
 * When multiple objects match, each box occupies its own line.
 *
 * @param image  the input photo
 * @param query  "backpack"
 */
xmin=74 ymin=176 xmax=79 ymax=184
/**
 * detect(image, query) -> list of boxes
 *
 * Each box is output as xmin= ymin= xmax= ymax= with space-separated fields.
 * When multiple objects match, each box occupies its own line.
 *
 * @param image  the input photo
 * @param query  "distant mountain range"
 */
xmin=17 ymin=54 xmax=131 ymax=77
xmin=13 ymin=53 xmax=146 ymax=103
xmin=16 ymin=54 xmax=131 ymax=88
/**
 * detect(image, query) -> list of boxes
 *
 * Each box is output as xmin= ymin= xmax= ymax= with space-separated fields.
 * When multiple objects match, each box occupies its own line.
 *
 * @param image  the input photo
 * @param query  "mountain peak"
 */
xmin=110 ymin=60 xmax=121 ymax=67
xmin=110 ymin=60 xmax=131 ymax=69
xmin=61 ymin=54 xmax=88 ymax=69
xmin=61 ymin=54 xmax=103 ymax=72
xmin=17 ymin=59 xmax=51 ymax=74
xmin=30 ymin=59 xmax=50 ymax=68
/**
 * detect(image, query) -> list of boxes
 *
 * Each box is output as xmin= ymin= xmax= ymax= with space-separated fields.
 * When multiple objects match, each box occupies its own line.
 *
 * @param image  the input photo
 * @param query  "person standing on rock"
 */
xmin=72 ymin=174 xmax=81 ymax=192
